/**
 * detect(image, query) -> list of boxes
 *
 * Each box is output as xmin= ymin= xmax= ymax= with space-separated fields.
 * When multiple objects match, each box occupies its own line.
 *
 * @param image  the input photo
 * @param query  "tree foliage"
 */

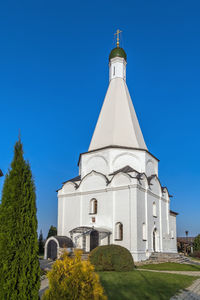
xmin=0 ymin=139 xmax=40 ymax=300
xmin=39 ymin=230 xmax=44 ymax=255
xmin=42 ymin=250 xmax=107 ymax=300
xmin=47 ymin=225 xmax=57 ymax=239
xmin=194 ymin=234 xmax=200 ymax=251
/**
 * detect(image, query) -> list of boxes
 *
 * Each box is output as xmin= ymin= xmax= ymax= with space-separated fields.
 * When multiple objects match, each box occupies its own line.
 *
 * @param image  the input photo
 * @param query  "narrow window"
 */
xmin=171 ymin=230 xmax=174 ymax=239
xmin=142 ymin=223 xmax=147 ymax=240
xmin=94 ymin=199 xmax=97 ymax=214
xmin=90 ymin=199 xmax=97 ymax=214
xmin=113 ymin=66 xmax=115 ymax=76
xmin=153 ymin=202 xmax=157 ymax=217
xmin=115 ymin=222 xmax=123 ymax=241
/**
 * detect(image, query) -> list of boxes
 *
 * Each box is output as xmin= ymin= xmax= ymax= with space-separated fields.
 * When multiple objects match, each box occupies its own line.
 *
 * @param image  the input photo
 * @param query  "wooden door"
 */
xmin=90 ymin=230 xmax=99 ymax=251
xmin=47 ymin=240 xmax=57 ymax=260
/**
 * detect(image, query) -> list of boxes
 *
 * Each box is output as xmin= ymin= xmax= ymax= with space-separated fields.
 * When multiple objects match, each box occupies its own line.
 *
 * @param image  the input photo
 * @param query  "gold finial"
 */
xmin=114 ymin=29 xmax=122 ymax=48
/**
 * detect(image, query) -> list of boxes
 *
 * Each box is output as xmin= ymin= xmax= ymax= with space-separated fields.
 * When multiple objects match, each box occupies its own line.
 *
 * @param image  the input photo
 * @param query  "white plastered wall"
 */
xmin=58 ymin=148 xmax=177 ymax=261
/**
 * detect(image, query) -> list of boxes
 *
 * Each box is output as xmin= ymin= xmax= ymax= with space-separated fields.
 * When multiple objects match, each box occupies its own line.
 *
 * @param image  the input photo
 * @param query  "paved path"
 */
xmin=39 ymin=259 xmax=53 ymax=270
xmin=190 ymin=259 xmax=200 ymax=266
xmin=39 ymin=278 xmax=49 ymax=299
xmin=171 ymin=278 xmax=200 ymax=300
xmin=138 ymin=269 xmax=200 ymax=277
xmin=138 ymin=269 xmax=200 ymax=299
xmin=39 ymin=259 xmax=53 ymax=299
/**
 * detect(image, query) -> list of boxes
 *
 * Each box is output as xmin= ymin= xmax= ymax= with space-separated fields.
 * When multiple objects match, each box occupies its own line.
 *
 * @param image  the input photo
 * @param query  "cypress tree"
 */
xmin=47 ymin=225 xmax=57 ymax=239
xmin=0 ymin=139 xmax=40 ymax=300
xmin=39 ymin=230 xmax=44 ymax=255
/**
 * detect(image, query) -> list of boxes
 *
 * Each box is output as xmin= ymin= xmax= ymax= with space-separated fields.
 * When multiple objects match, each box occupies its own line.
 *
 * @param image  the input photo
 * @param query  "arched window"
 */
xmin=153 ymin=202 xmax=157 ymax=217
xmin=89 ymin=199 xmax=97 ymax=214
xmin=115 ymin=222 xmax=123 ymax=241
xmin=142 ymin=223 xmax=147 ymax=241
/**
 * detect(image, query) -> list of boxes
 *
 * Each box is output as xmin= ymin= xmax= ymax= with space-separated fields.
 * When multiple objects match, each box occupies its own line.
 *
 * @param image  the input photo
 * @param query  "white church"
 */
xmin=45 ymin=34 xmax=178 ymax=262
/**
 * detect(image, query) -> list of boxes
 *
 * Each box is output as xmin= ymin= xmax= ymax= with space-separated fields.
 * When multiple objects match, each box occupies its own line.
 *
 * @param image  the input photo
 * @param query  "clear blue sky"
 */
xmin=0 ymin=0 xmax=199 ymax=238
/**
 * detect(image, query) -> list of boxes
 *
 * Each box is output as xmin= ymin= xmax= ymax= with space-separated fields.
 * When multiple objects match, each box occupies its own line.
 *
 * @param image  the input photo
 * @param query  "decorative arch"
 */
xmin=112 ymin=152 xmax=141 ymax=173
xmin=115 ymin=222 xmax=123 ymax=241
xmin=86 ymin=155 xmax=109 ymax=175
xmin=138 ymin=173 xmax=148 ymax=189
xmin=162 ymin=187 xmax=170 ymax=200
xmin=148 ymin=175 xmax=162 ymax=197
xmin=62 ymin=182 xmax=77 ymax=194
xmin=110 ymin=172 xmax=131 ymax=187
xmin=78 ymin=170 xmax=109 ymax=191
xmin=146 ymin=159 xmax=156 ymax=176
xmin=44 ymin=236 xmax=59 ymax=260
xmin=87 ymin=154 xmax=108 ymax=166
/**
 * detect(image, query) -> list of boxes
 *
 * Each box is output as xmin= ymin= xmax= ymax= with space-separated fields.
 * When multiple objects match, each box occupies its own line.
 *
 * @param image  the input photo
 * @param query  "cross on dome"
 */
xmin=114 ymin=29 xmax=122 ymax=48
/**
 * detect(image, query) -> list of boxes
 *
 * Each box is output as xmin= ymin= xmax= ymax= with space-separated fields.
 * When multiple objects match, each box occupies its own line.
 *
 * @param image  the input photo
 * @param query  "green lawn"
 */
xmin=99 ymin=270 xmax=196 ymax=300
xmin=139 ymin=262 xmax=200 ymax=271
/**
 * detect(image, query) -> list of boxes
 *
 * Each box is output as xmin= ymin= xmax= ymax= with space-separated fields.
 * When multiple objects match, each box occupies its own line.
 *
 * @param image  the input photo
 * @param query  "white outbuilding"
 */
xmin=46 ymin=39 xmax=178 ymax=262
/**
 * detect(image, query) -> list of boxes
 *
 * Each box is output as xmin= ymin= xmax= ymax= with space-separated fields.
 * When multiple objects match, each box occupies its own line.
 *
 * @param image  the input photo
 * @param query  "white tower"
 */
xmin=89 ymin=34 xmax=147 ymax=152
xmin=109 ymin=56 xmax=126 ymax=81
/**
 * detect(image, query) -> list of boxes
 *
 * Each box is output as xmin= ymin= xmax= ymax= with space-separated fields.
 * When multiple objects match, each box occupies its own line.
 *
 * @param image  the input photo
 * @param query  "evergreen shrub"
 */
xmin=89 ymin=245 xmax=134 ymax=272
xmin=47 ymin=225 xmax=57 ymax=239
xmin=194 ymin=234 xmax=200 ymax=252
xmin=39 ymin=230 xmax=44 ymax=255
xmin=42 ymin=250 xmax=107 ymax=300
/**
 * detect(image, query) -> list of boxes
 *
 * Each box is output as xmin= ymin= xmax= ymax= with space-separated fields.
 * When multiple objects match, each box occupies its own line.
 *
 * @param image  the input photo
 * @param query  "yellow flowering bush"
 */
xmin=42 ymin=250 xmax=107 ymax=300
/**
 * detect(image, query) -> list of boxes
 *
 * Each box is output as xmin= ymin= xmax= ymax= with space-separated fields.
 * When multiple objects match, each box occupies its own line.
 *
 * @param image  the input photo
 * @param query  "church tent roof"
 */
xmin=89 ymin=78 xmax=147 ymax=151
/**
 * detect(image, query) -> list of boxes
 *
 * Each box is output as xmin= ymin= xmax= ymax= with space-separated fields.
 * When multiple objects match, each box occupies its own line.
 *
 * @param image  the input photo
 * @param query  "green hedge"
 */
xmin=194 ymin=234 xmax=200 ymax=251
xmin=89 ymin=245 xmax=134 ymax=272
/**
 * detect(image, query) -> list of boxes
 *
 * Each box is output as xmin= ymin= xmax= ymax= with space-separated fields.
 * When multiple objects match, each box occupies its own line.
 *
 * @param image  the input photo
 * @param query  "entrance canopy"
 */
xmin=70 ymin=226 xmax=111 ymax=252
xmin=69 ymin=226 xmax=111 ymax=235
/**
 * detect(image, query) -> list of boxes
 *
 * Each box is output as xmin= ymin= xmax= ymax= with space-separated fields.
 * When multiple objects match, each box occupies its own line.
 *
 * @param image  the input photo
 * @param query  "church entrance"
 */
xmin=90 ymin=230 xmax=99 ymax=251
xmin=153 ymin=228 xmax=157 ymax=252
xmin=47 ymin=240 xmax=57 ymax=260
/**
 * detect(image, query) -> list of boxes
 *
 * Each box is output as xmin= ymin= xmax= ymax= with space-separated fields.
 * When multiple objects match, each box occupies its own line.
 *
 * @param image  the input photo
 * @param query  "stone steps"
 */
xmin=148 ymin=252 xmax=191 ymax=264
